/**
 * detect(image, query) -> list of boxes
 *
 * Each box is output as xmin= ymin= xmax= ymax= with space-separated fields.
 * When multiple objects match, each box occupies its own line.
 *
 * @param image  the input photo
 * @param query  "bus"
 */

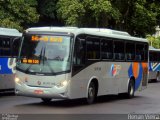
xmin=0 ymin=27 xmax=22 ymax=92
xmin=15 ymin=27 xmax=148 ymax=104
xmin=148 ymin=46 xmax=160 ymax=82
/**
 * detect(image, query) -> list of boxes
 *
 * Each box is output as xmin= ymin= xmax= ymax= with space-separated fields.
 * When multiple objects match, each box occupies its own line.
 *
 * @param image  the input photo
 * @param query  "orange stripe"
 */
xmin=132 ymin=62 xmax=139 ymax=78
xmin=142 ymin=62 xmax=148 ymax=73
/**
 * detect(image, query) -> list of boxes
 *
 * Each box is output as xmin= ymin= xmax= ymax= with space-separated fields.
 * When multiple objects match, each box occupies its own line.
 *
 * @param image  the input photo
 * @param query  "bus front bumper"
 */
xmin=15 ymin=83 xmax=70 ymax=99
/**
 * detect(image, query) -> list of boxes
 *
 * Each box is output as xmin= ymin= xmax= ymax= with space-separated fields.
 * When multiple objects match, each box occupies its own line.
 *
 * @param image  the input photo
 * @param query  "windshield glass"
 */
xmin=16 ymin=34 xmax=72 ymax=75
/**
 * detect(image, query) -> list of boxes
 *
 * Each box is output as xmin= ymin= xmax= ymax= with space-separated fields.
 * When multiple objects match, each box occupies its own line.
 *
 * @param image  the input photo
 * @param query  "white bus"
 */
xmin=15 ymin=27 xmax=148 ymax=104
xmin=148 ymin=46 xmax=160 ymax=82
xmin=0 ymin=27 xmax=22 ymax=92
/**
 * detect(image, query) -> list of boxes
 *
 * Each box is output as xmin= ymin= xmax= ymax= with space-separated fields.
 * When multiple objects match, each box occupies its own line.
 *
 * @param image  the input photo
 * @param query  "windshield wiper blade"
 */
xmin=43 ymin=47 xmax=55 ymax=74
xmin=25 ymin=64 xmax=33 ymax=73
xmin=39 ymin=47 xmax=43 ymax=64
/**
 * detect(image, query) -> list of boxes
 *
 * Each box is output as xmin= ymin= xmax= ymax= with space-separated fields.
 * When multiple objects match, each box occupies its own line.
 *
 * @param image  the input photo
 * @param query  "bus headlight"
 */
xmin=56 ymin=80 xmax=68 ymax=88
xmin=15 ymin=77 xmax=21 ymax=84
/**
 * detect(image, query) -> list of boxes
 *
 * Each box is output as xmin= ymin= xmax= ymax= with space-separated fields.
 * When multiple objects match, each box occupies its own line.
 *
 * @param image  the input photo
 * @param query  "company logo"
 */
xmin=110 ymin=64 xmax=121 ymax=77
xmin=37 ymin=81 xmax=41 ymax=85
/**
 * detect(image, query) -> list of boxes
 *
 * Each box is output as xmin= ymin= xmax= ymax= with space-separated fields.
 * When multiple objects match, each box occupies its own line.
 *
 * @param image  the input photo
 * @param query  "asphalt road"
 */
xmin=0 ymin=82 xmax=160 ymax=117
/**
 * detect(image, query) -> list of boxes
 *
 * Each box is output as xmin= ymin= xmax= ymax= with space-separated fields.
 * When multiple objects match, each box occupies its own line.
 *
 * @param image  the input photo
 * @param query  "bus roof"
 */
xmin=149 ymin=46 xmax=160 ymax=51
xmin=26 ymin=27 xmax=148 ymax=43
xmin=0 ymin=27 xmax=22 ymax=37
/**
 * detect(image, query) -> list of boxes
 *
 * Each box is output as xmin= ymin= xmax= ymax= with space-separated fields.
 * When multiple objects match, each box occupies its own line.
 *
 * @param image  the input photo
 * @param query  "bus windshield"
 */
xmin=16 ymin=34 xmax=72 ymax=75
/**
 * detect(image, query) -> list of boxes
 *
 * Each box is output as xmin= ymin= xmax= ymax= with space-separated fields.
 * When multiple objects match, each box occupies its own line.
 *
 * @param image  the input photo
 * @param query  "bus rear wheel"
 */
xmin=156 ymin=71 xmax=160 ymax=82
xmin=119 ymin=79 xmax=135 ymax=99
xmin=126 ymin=79 xmax=135 ymax=98
xmin=87 ymin=82 xmax=96 ymax=104
xmin=41 ymin=98 xmax=52 ymax=103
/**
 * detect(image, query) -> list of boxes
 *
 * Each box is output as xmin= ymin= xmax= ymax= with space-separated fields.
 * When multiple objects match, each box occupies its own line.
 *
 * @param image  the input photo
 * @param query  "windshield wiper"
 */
xmin=39 ymin=47 xmax=43 ymax=64
xmin=43 ymin=47 xmax=55 ymax=74
xmin=24 ymin=47 xmax=44 ymax=73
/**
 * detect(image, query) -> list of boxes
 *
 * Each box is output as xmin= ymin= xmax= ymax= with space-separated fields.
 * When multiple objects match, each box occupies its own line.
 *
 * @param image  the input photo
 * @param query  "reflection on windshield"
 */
xmin=17 ymin=35 xmax=72 ymax=75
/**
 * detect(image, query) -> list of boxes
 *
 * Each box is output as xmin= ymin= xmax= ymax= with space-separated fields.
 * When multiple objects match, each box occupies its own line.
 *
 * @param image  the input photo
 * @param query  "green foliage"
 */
xmin=57 ymin=0 xmax=121 ymax=27
xmin=0 ymin=0 xmax=39 ymax=31
xmin=1 ymin=0 xmax=160 ymax=38
xmin=130 ymin=1 xmax=157 ymax=36
xmin=146 ymin=34 xmax=160 ymax=48
xmin=112 ymin=0 xmax=158 ymax=37
xmin=57 ymin=0 xmax=85 ymax=26
xmin=38 ymin=0 xmax=58 ymax=19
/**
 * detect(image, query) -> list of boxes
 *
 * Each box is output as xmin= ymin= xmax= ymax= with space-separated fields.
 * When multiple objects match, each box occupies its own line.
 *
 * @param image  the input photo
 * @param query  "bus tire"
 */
xmin=41 ymin=98 xmax=52 ymax=103
xmin=156 ymin=71 xmax=160 ymax=82
xmin=87 ymin=82 xmax=96 ymax=104
xmin=126 ymin=79 xmax=135 ymax=98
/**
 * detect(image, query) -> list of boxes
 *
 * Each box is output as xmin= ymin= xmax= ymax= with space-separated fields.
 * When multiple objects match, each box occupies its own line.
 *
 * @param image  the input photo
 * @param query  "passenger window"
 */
xmin=144 ymin=44 xmax=148 ymax=61
xmin=73 ymin=35 xmax=86 ymax=65
xmin=136 ymin=44 xmax=145 ymax=61
xmin=114 ymin=41 xmax=125 ymax=60
xmin=0 ymin=37 xmax=11 ymax=57
xmin=12 ymin=37 xmax=21 ymax=57
xmin=126 ymin=42 xmax=135 ymax=61
xmin=86 ymin=37 xmax=100 ymax=59
xmin=101 ymin=39 xmax=113 ymax=59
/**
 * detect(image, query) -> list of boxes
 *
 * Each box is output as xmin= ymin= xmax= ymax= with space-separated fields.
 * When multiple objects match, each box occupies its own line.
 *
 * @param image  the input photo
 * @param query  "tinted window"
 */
xmin=114 ymin=40 xmax=125 ymax=60
xmin=126 ymin=42 xmax=135 ymax=61
xmin=74 ymin=35 xmax=86 ymax=65
xmin=86 ymin=37 xmax=100 ymax=59
xmin=149 ymin=51 xmax=160 ymax=62
xmin=0 ymin=37 xmax=11 ymax=56
xmin=12 ymin=38 xmax=21 ymax=57
xmin=136 ymin=44 xmax=145 ymax=61
xmin=101 ymin=39 xmax=113 ymax=59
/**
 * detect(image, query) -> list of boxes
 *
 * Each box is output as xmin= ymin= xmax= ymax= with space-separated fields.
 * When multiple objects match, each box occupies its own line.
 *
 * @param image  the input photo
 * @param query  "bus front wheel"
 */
xmin=87 ymin=82 xmax=96 ymax=104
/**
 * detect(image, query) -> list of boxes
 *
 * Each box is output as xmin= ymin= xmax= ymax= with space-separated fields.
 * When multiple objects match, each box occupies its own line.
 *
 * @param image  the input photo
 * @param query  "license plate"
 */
xmin=34 ymin=90 xmax=44 ymax=94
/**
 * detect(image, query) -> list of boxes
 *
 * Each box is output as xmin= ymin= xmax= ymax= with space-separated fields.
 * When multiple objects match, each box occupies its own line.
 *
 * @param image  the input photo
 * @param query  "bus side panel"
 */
xmin=127 ymin=62 xmax=148 ymax=91
xmin=148 ymin=62 xmax=160 ymax=80
xmin=0 ymin=75 xmax=15 ymax=90
xmin=0 ymin=58 xmax=16 ymax=90
xmin=70 ymin=62 xmax=130 ymax=99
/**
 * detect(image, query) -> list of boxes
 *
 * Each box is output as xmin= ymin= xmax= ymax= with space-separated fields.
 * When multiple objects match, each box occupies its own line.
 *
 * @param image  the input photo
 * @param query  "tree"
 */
xmin=112 ymin=0 xmax=159 ymax=37
xmin=156 ymin=36 xmax=160 ymax=48
xmin=57 ymin=0 xmax=160 ymax=37
xmin=57 ymin=0 xmax=121 ymax=27
xmin=0 ymin=0 xmax=39 ymax=31
xmin=146 ymin=34 xmax=156 ymax=47
xmin=146 ymin=34 xmax=160 ymax=48
xmin=37 ymin=0 xmax=62 ymax=26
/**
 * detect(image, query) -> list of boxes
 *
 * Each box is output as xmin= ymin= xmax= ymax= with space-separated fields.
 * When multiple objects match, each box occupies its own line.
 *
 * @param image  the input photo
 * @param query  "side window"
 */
xmin=12 ymin=37 xmax=21 ymax=57
xmin=136 ymin=44 xmax=144 ymax=61
xmin=101 ymin=39 xmax=113 ymax=59
xmin=114 ymin=40 xmax=125 ymax=60
xmin=86 ymin=37 xmax=100 ymax=59
xmin=0 ymin=37 xmax=2 ymax=56
xmin=73 ymin=35 xmax=86 ymax=65
xmin=126 ymin=42 xmax=135 ymax=61
xmin=150 ymin=51 xmax=160 ymax=62
xmin=144 ymin=44 xmax=148 ymax=61
xmin=149 ymin=51 xmax=153 ymax=61
xmin=0 ymin=37 xmax=11 ymax=57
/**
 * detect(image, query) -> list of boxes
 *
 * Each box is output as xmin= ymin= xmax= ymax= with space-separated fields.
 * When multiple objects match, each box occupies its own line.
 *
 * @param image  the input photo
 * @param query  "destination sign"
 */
xmin=31 ymin=36 xmax=63 ymax=43
xmin=21 ymin=59 xmax=40 ymax=64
